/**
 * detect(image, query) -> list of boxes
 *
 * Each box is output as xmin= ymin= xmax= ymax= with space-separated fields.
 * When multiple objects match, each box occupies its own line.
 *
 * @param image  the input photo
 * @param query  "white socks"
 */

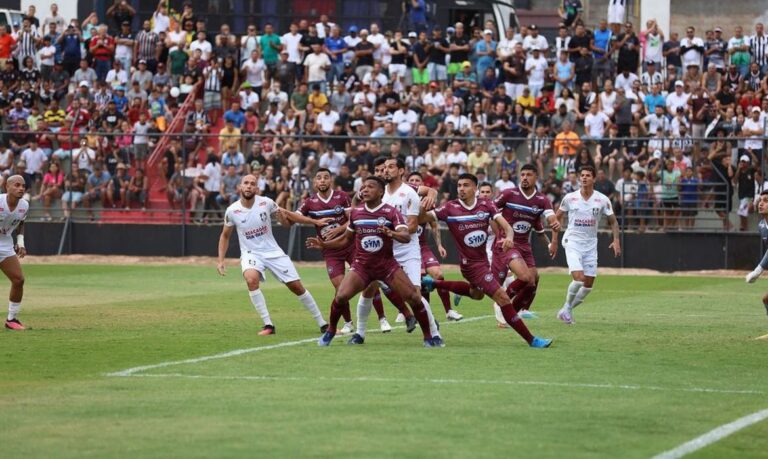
xmin=494 ymin=304 xmax=506 ymax=323
xmin=249 ymin=289 xmax=272 ymax=326
xmin=298 ymin=290 xmax=326 ymax=327
xmin=7 ymin=301 xmax=20 ymax=321
xmin=422 ymin=297 xmax=441 ymax=338
xmin=571 ymin=287 xmax=592 ymax=309
xmin=356 ymin=296 xmax=373 ymax=337
xmin=564 ymin=281 xmax=584 ymax=310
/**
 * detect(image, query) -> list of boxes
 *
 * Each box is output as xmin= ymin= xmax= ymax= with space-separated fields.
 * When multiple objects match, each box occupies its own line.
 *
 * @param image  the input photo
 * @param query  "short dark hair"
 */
xmin=520 ymin=163 xmax=538 ymax=174
xmin=316 ymin=167 xmax=332 ymax=176
xmin=457 ymin=173 xmax=478 ymax=185
xmin=478 ymin=181 xmax=493 ymax=190
xmin=579 ymin=165 xmax=596 ymax=177
xmin=385 ymin=157 xmax=405 ymax=170
xmin=760 ymin=189 xmax=768 ymax=197
xmin=365 ymin=176 xmax=386 ymax=190
xmin=374 ymin=157 xmax=388 ymax=167
xmin=407 ymin=171 xmax=422 ymax=180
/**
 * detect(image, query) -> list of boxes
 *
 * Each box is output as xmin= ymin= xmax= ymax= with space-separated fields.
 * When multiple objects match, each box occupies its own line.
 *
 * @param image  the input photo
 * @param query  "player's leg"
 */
xmin=319 ymin=271 xmax=367 ymax=346
xmin=353 ymin=282 xmax=379 ymax=340
xmin=379 ymin=283 xmax=414 ymax=327
xmin=485 ymin=274 xmax=551 ymax=348
xmin=426 ymin=265 xmax=462 ymax=320
xmin=242 ymin=263 xmax=275 ymax=335
xmin=423 ymin=275 xmax=485 ymax=300
xmin=268 ymin=256 xmax=328 ymax=331
xmin=327 ymin=257 xmax=353 ymax=332
xmin=387 ymin=268 xmax=435 ymax=345
xmin=558 ymin=246 xmax=585 ymax=324
xmin=1 ymin=255 xmax=25 ymax=330
xmin=516 ymin=269 xmax=540 ymax=313
xmin=402 ymin=258 xmax=442 ymax=341
xmin=762 ymin=292 xmax=768 ymax=316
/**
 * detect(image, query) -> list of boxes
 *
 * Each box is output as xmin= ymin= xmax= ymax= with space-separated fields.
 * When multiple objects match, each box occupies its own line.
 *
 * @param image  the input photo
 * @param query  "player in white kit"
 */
xmin=2 ymin=176 xmax=29 ymax=330
xmin=217 ymin=174 xmax=329 ymax=335
xmin=350 ymin=158 xmax=444 ymax=346
xmin=554 ymin=166 xmax=621 ymax=324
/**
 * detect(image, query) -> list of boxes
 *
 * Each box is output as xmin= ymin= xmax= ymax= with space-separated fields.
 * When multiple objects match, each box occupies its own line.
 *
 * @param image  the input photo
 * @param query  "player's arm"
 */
xmin=216 ymin=224 xmax=235 ymax=276
xmin=417 ymin=185 xmax=437 ymax=210
xmin=493 ymin=214 xmax=515 ymax=250
xmin=280 ymin=208 xmax=333 ymax=227
xmin=606 ymin=214 xmax=621 ymax=257
xmin=429 ymin=220 xmax=447 ymax=258
xmin=544 ymin=213 xmax=560 ymax=258
xmin=405 ymin=215 xmax=419 ymax=234
xmin=382 ymin=224 xmax=411 ymax=243
xmin=307 ymin=227 xmax=353 ymax=250
xmin=14 ymin=221 xmax=26 ymax=258
xmin=746 ymin=247 xmax=768 ymax=283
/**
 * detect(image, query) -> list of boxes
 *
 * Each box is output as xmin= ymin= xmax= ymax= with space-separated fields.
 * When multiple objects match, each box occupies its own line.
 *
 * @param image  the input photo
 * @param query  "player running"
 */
xmin=283 ymin=168 xmax=389 ymax=334
xmin=421 ymin=173 xmax=553 ymax=348
xmin=407 ymin=171 xmax=463 ymax=321
xmin=490 ymin=164 xmax=560 ymax=321
xmin=310 ymin=176 xmax=436 ymax=347
xmin=2 ymin=176 xmax=29 ymax=330
xmin=554 ymin=166 xmax=621 ymax=325
xmin=745 ymin=190 xmax=768 ymax=316
xmin=217 ymin=174 xmax=329 ymax=335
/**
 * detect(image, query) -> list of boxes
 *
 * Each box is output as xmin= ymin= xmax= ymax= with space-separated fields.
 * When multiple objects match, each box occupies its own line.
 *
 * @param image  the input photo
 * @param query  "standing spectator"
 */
xmin=614 ymin=22 xmax=640 ymax=74
xmin=474 ymin=29 xmax=496 ymax=83
xmin=20 ymin=140 xmax=47 ymax=194
xmin=90 ymin=25 xmax=115 ymax=83
xmin=742 ymin=107 xmax=764 ymax=163
xmin=525 ymin=47 xmax=547 ymax=97
xmin=260 ymin=23 xmax=281 ymax=84
xmin=107 ymin=0 xmax=136 ymax=34
xmin=354 ymin=29 xmax=375 ymax=81
xmin=642 ymin=19 xmax=664 ymax=68
xmin=679 ymin=166 xmax=699 ymax=229
xmin=680 ymin=26 xmax=704 ymax=70
xmin=560 ymin=0 xmax=583 ymax=28
xmin=448 ymin=22 xmax=471 ymax=80
xmin=728 ymin=26 xmax=751 ymax=78
xmin=659 ymin=159 xmax=681 ymax=230
xmin=0 ymin=25 xmax=16 ymax=71
xmin=663 ymin=32 xmax=683 ymax=76
xmin=113 ymin=21 xmax=134 ymax=72
xmin=705 ymin=27 xmax=726 ymax=72
xmin=592 ymin=20 xmax=613 ymax=87
xmin=325 ymin=26 xmax=347 ymax=87
xmin=736 ymin=154 xmax=756 ymax=231
xmin=751 ymin=23 xmax=768 ymax=74
xmin=152 ymin=0 xmax=170 ymax=34
xmin=37 ymin=162 xmax=63 ymax=221
xmin=62 ymin=162 xmax=87 ymax=219
xmin=135 ymin=20 xmax=159 ymax=72
xmin=409 ymin=0 xmax=428 ymax=33
xmin=708 ymin=147 xmax=735 ymax=230
xmin=304 ymin=43 xmax=331 ymax=93
xmin=42 ymin=3 xmax=66 ymax=32
xmin=522 ymin=24 xmax=548 ymax=57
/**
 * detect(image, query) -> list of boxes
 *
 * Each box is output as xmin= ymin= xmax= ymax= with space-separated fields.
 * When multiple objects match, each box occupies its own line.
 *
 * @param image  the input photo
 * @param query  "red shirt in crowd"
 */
xmin=0 ymin=33 xmax=16 ymax=59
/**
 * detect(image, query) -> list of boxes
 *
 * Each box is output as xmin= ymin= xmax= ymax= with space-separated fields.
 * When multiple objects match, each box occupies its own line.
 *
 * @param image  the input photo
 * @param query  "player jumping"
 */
xmin=745 ymin=190 xmax=768 ymax=316
xmin=554 ymin=166 xmax=621 ymax=325
xmin=421 ymin=173 xmax=553 ymax=348
xmin=310 ymin=176 xmax=437 ymax=347
xmin=407 ymin=171 xmax=463 ymax=321
xmin=2 ymin=176 xmax=29 ymax=330
xmin=217 ymin=174 xmax=329 ymax=335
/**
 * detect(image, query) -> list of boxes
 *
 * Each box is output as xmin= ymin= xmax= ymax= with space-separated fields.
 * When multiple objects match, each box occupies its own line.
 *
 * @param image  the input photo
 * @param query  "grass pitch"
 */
xmin=1 ymin=263 xmax=767 ymax=458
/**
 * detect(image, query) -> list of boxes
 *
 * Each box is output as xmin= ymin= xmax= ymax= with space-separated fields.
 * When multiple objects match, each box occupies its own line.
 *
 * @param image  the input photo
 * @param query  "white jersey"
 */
xmin=383 ymin=182 xmax=421 ymax=261
xmin=560 ymin=190 xmax=614 ymax=252
xmin=0 ymin=194 xmax=28 ymax=256
xmin=224 ymin=197 xmax=285 ymax=258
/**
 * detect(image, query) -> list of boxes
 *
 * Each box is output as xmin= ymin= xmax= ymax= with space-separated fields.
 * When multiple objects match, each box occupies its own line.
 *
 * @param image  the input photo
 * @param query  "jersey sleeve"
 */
xmin=602 ymin=197 xmax=614 ymax=216
xmin=559 ymin=195 xmax=570 ymax=212
xmin=347 ymin=208 xmax=357 ymax=231
xmin=266 ymin=198 xmax=279 ymax=215
xmin=432 ymin=204 xmax=448 ymax=222
xmin=223 ymin=207 xmax=235 ymax=227
xmin=493 ymin=189 xmax=507 ymax=210
xmin=295 ymin=197 xmax=309 ymax=216
xmin=391 ymin=207 xmax=408 ymax=230
xmin=542 ymin=196 xmax=555 ymax=218
xmin=405 ymin=189 xmax=420 ymax=217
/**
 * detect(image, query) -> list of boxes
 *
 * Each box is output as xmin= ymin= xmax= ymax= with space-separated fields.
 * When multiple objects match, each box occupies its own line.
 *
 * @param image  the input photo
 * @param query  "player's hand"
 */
xmin=306 ymin=237 xmax=324 ymax=249
xmin=216 ymin=262 xmax=226 ymax=276
xmin=323 ymin=225 xmax=345 ymax=240
xmin=548 ymin=241 xmax=558 ymax=259
xmin=609 ymin=239 xmax=621 ymax=257
xmin=381 ymin=227 xmax=394 ymax=238
xmin=501 ymin=238 xmax=514 ymax=251
xmin=314 ymin=217 xmax=335 ymax=226
xmin=14 ymin=245 xmax=26 ymax=259
xmin=746 ymin=267 xmax=763 ymax=283
xmin=438 ymin=245 xmax=447 ymax=259
xmin=421 ymin=194 xmax=436 ymax=211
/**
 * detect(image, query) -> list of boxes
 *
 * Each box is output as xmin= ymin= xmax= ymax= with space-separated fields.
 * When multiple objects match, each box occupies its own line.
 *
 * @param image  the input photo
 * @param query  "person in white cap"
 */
xmin=665 ymin=80 xmax=689 ymax=114
xmin=742 ymin=107 xmax=764 ymax=163
xmin=475 ymin=29 xmax=497 ymax=80
xmin=522 ymin=24 xmax=548 ymax=57
xmin=736 ymin=153 xmax=757 ymax=231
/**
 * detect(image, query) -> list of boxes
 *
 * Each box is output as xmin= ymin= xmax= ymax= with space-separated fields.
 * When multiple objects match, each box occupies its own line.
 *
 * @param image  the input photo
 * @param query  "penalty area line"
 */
xmin=754 ymin=333 xmax=768 ymax=340
xmin=119 ymin=373 xmax=765 ymax=396
xmin=651 ymin=408 xmax=768 ymax=459
xmin=105 ymin=314 xmax=493 ymax=377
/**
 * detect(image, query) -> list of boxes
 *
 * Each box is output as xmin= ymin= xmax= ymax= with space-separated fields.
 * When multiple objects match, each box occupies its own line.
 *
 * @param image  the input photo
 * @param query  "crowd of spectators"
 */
xmin=2 ymin=1 xmax=768 ymax=229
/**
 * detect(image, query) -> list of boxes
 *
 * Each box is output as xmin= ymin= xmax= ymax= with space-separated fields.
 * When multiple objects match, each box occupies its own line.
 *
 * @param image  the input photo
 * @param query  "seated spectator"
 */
xmin=108 ymin=162 xmax=131 ymax=208
xmin=37 ymin=161 xmax=64 ymax=221
xmin=217 ymin=164 xmax=241 ymax=207
xmin=83 ymin=162 xmax=112 ymax=220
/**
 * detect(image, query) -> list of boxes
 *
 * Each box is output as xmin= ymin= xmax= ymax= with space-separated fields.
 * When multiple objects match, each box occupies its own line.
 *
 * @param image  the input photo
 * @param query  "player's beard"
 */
xmin=241 ymin=190 xmax=256 ymax=200
xmin=317 ymin=184 xmax=330 ymax=194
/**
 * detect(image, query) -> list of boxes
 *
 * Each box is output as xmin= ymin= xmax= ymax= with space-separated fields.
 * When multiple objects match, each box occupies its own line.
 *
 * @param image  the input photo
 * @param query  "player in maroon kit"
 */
xmin=311 ymin=176 xmax=437 ymax=347
xmin=407 ymin=171 xmax=464 ymax=321
xmin=491 ymin=164 xmax=560 ymax=318
xmin=421 ymin=173 xmax=553 ymax=348
xmin=283 ymin=168 xmax=388 ymax=333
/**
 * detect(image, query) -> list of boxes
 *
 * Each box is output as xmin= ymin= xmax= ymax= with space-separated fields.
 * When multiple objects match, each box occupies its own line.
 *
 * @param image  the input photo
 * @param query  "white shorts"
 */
xmin=240 ymin=252 xmax=300 ymax=284
xmin=565 ymin=245 xmax=598 ymax=278
xmin=389 ymin=63 xmax=407 ymax=79
xmin=398 ymin=257 xmax=422 ymax=286
xmin=608 ymin=3 xmax=625 ymax=24
xmin=504 ymin=82 xmax=525 ymax=101
xmin=0 ymin=239 xmax=16 ymax=262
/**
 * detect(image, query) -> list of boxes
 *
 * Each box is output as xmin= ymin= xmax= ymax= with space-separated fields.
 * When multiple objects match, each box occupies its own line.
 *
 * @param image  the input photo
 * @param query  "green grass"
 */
xmin=1 ymin=264 xmax=767 ymax=458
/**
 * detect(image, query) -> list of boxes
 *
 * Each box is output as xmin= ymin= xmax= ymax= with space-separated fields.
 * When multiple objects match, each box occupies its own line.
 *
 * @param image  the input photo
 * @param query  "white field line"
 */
xmin=651 ymin=408 xmax=768 ymax=459
xmin=106 ymin=314 xmax=493 ymax=377
xmin=118 ymin=372 xmax=765 ymax=396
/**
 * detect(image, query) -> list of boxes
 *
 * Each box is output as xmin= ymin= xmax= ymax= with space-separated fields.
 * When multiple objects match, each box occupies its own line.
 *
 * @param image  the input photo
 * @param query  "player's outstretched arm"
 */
xmin=417 ymin=185 xmax=438 ymax=210
xmin=280 ymin=208 xmax=334 ymax=227
xmin=14 ymin=221 xmax=26 ymax=259
xmin=607 ymin=214 xmax=621 ymax=257
xmin=217 ymin=225 xmax=234 ymax=276
xmin=429 ymin=220 xmax=447 ymax=258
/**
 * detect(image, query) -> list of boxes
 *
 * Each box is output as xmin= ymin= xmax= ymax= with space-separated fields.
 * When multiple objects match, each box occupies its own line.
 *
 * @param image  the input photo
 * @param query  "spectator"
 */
xmin=83 ymin=162 xmax=112 ymax=219
xmin=217 ymin=164 xmax=240 ymax=207
xmin=37 ymin=162 xmax=63 ymax=221
xmin=109 ymin=162 xmax=131 ymax=208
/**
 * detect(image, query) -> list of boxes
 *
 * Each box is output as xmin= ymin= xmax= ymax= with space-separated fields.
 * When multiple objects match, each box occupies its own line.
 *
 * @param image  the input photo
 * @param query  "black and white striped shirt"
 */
xmin=204 ymin=67 xmax=222 ymax=92
xmin=135 ymin=30 xmax=158 ymax=62
xmin=750 ymin=33 xmax=768 ymax=67
xmin=15 ymin=31 xmax=37 ymax=62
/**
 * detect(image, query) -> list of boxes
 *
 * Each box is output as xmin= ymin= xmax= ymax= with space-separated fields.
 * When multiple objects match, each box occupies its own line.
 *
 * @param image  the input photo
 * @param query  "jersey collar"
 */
xmin=458 ymin=197 xmax=477 ymax=210
xmin=317 ymin=191 xmax=333 ymax=204
xmin=520 ymin=188 xmax=536 ymax=200
xmin=364 ymin=202 xmax=385 ymax=212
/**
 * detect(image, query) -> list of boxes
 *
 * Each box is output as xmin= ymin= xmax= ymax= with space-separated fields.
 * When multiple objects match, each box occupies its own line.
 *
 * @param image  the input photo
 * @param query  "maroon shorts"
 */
xmin=349 ymin=259 xmax=401 ymax=287
xmin=461 ymin=262 xmax=502 ymax=296
xmin=491 ymin=244 xmax=535 ymax=283
xmin=420 ymin=245 xmax=440 ymax=271
xmin=324 ymin=246 xmax=355 ymax=280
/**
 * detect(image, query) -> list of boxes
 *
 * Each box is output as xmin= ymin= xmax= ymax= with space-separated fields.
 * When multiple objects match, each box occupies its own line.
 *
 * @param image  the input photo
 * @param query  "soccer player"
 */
xmin=217 ymin=174 xmax=329 ymax=335
xmin=407 ymin=171 xmax=463 ymax=321
xmin=554 ymin=166 xmax=621 ymax=325
xmin=2 ymin=176 xmax=29 ymax=330
xmin=745 ymin=190 xmax=768 ymax=316
xmin=310 ymin=176 xmax=436 ymax=347
xmin=284 ymin=168 xmax=389 ymax=334
xmin=422 ymin=173 xmax=553 ymax=348
xmin=491 ymin=164 xmax=560 ymax=322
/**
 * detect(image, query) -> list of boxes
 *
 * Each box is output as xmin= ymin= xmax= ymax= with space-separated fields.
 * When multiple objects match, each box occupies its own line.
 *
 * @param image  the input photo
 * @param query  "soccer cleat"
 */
xmin=318 ymin=331 xmax=335 ymax=346
xmin=453 ymin=294 xmax=462 ymax=307
xmin=421 ymin=274 xmax=435 ymax=292
xmin=518 ymin=309 xmax=538 ymax=319
xmin=497 ymin=322 xmax=510 ymax=328
xmin=347 ymin=333 xmax=365 ymax=345
xmin=557 ymin=307 xmax=574 ymax=325
xmin=339 ymin=321 xmax=354 ymax=334
xmin=258 ymin=325 xmax=276 ymax=336
xmin=423 ymin=338 xmax=436 ymax=348
xmin=379 ymin=317 xmax=392 ymax=333
xmin=529 ymin=337 xmax=553 ymax=348
xmin=446 ymin=309 xmax=463 ymax=321
xmin=405 ymin=315 xmax=417 ymax=333
xmin=4 ymin=318 xmax=25 ymax=330
xmin=430 ymin=336 xmax=446 ymax=347
xmin=395 ymin=313 xmax=405 ymax=323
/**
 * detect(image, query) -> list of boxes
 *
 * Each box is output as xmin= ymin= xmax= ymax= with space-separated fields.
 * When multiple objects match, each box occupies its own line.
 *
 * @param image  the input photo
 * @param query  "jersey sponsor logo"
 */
xmin=513 ymin=221 xmax=532 ymax=233
xmin=573 ymin=218 xmax=596 ymax=227
xmin=463 ymin=230 xmax=488 ymax=248
xmin=244 ymin=226 xmax=268 ymax=239
xmin=361 ymin=235 xmax=384 ymax=252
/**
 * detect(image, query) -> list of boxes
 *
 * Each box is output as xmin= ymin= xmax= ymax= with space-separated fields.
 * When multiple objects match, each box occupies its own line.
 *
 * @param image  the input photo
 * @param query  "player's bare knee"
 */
xmin=583 ymin=278 xmax=595 ymax=288
xmin=286 ymin=281 xmax=305 ymax=296
xmin=762 ymin=292 xmax=768 ymax=305
xmin=10 ymin=274 xmax=24 ymax=288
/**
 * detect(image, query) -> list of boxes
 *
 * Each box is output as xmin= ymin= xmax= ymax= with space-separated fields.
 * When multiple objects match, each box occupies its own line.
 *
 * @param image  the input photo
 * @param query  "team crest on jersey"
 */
xmin=484 ymin=273 xmax=493 ymax=282
xmin=334 ymin=205 xmax=343 ymax=213
xmin=260 ymin=212 xmax=267 ymax=221
xmin=531 ymin=205 xmax=540 ymax=213
xmin=377 ymin=216 xmax=387 ymax=226
xmin=476 ymin=211 xmax=488 ymax=219
xmin=592 ymin=208 xmax=600 ymax=216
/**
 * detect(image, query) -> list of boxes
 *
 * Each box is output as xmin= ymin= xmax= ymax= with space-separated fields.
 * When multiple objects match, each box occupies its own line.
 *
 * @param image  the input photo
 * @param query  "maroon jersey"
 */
xmin=494 ymin=188 xmax=554 ymax=246
xmin=297 ymin=190 xmax=352 ymax=258
xmin=347 ymin=202 xmax=407 ymax=270
xmin=432 ymin=198 xmax=501 ymax=265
